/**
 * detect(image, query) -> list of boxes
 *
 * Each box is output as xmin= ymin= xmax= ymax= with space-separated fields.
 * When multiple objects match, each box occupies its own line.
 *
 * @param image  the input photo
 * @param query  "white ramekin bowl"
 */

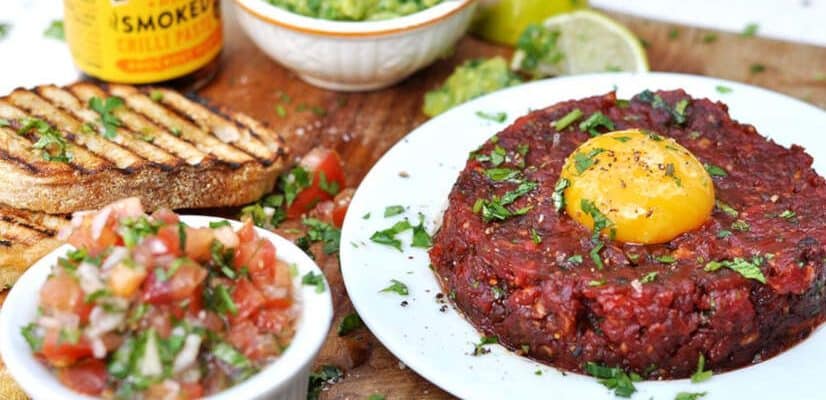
xmin=0 ymin=215 xmax=333 ymax=400
xmin=233 ymin=0 xmax=478 ymax=91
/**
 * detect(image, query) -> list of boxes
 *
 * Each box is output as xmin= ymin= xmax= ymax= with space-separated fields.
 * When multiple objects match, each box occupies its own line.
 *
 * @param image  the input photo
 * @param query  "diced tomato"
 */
xmin=65 ymin=216 xmax=119 ymax=257
xmin=179 ymin=382 xmax=204 ymax=399
xmin=184 ymin=227 xmax=215 ymax=262
xmin=40 ymin=329 xmax=93 ymax=367
xmin=247 ymin=239 xmax=277 ymax=286
xmin=156 ymin=225 xmax=184 ymax=256
xmin=331 ymin=188 xmax=354 ymax=228
xmin=232 ymin=279 xmax=266 ymax=321
xmin=40 ymin=272 xmax=92 ymax=323
xmin=236 ymin=220 xmax=257 ymax=243
xmin=142 ymin=263 xmax=207 ymax=305
xmin=57 ymin=358 xmax=107 ymax=395
xmin=286 ymin=147 xmax=346 ymax=218
xmin=253 ymin=307 xmax=294 ymax=334
xmin=151 ymin=208 xmax=180 ymax=225
xmin=227 ymin=320 xmax=279 ymax=361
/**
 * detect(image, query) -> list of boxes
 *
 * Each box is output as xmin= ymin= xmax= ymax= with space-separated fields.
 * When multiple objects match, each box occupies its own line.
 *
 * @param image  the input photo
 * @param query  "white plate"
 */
xmin=0 ymin=215 xmax=333 ymax=400
xmin=340 ymin=72 xmax=826 ymax=400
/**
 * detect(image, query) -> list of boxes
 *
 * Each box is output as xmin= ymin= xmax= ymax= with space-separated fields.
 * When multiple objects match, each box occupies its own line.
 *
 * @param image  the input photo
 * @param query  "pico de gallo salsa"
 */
xmin=21 ymin=198 xmax=298 ymax=399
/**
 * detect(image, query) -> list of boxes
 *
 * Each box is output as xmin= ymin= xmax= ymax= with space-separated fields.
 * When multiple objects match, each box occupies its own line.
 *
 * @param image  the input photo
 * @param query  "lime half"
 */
xmin=511 ymin=10 xmax=649 ymax=77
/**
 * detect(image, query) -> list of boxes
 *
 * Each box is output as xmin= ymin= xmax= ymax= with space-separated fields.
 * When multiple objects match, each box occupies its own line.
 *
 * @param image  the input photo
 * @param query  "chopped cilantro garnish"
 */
xmin=0 ymin=23 xmax=9 ymax=40
xmin=715 ymin=85 xmax=733 ymax=94
xmin=411 ymin=214 xmax=432 ymax=249
xmin=297 ymin=218 xmax=341 ymax=255
xmin=778 ymin=209 xmax=796 ymax=220
xmin=573 ymin=148 xmax=605 ymax=174
xmin=484 ymin=168 xmax=520 ymax=182
xmin=676 ymin=392 xmax=707 ymax=400
xmin=212 ymin=284 xmax=238 ymax=315
xmin=579 ymin=112 xmax=615 ymax=137
xmin=668 ymin=27 xmax=679 ymax=39
xmin=741 ymin=23 xmax=759 ymax=37
xmin=715 ymin=200 xmax=738 ymax=217
xmin=43 ymin=20 xmax=64 ymax=40
xmin=749 ymin=63 xmax=766 ymax=74
xmin=690 ymin=353 xmax=713 ymax=383
xmin=702 ymin=33 xmax=718 ymax=43
xmin=580 ymin=199 xmax=615 ymax=241
xmin=704 ymin=256 xmax=767 ymax=283
xmin=88 ymin=96 xmax=123 ymax=139
xmin=32 ymin=126 xmax=72 ymax=163
xmin=367 ymin=395 xmax=386 ymax=400
xmin=584 ymin=362 xmax=641 ymax=398
xmin=674 ymin=99 xmax=690 ymax=121
xmin=588 ymin=279 xmax=606 ymax=287
xmin=567 ymin=254 xmax=583 ymax=264
xmin=590 ymin=242 xmax=605 ymax=270
xmin=302 ymin=271 xmax=326 ymax=293
xmin=472 ymin=336 xmax=498 ymax=356
xmin=370 ymin=220 xmax=412 ymax=250
xmin=613 ymin=136 xmax=632 ymax=143
xmin=640 ymin=271 xmax=658 ymax=283
xmin=318 ymin=171 xmax=340 ymax=196
xmin=530 ymin=228 xmax=541 ymax=244
xmin=731 ymin=219 xmax=750 ymax=232
xmin=21 ymin=323 xmax=42 ymax=351
xmin=280 ymin=166 xmax=312 ymax=206
xmin=552 ymin=178 xmax=569 ymax=213
xmin=379 ymin=279 xmax=408 ymax=296
xmin=209 ymin=220 xmax=231 ymax=228
xmin=717 ymin=230 xmax=732 ymax=238
xmin=553 ymin=108 xmax=583 ymax=131
xmin=384 ymin=205 xmax=405 ymax=217
xmin=275 ymin=104 xmax=287 ymax=118
xmin=119 ymin=216 xmax=162 ymax=247
xmin=655 ymin=254 xmax=676 ymax=264
xmin=704 ymin=163 xmax=728 ymax=177
xmin=636 ymin=90 xmax=688 ymax=124
xmin=476 ymin=181 xmax=537 ymax=222
xmin=308 ymin=365 xmax=343 ymax=400
xmin=213 ymin=342 xmax=257 ymax=378
xmin=337 ymin=313 xmax=363 ymax=336
xmin=475 ymin=110 xmax=507 ymax=123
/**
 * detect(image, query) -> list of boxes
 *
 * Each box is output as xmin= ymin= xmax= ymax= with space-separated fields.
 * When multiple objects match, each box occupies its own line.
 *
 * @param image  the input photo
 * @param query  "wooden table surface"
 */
xmin=197 ymin=5 xmax=826 ymax=399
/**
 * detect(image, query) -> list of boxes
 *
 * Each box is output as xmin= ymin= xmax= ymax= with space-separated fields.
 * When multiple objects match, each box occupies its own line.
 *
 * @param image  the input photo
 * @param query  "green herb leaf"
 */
xmin=717 ymin=230 xmax=732 ymax=238
xmin=88 ymin=96 xmax=123 ymax=139
xmin=749 ymin=63 xmax=766 ymax=74
xmin=573 ymin=148 xmax=605 ymax=174
xmin=213 ymin=341 xmax=257 ymax=378
xmin=472 ymin=336 xmax=498 ymax=356
xmin=299 ymin=218 xmax=341 ymax=255
xmin=640 ymin=271 xmax=658 ymax=283
xmin=318 ymin=171 xmax=340 ymax=196
xmin=366 ymin=395 xmax=386 ymax=400
xmin=411 ymin=214 xmax=433 ymax=249
xmin=484 ymin=168 xmax=520 ymax=182
xmin=380 ymin=279 xmax=409 ymax=296
xmin=778 ymin=209 xmax=796 ymax=220
xmin=308 ymin=365 xmax=344 ymax=400
xmin=702 ymin=33 xmax=718 ymax=43
xmin=21 ymin=323 xmax=42 ymax=351
xmin=514 ymin=24 xmax=564 ymax=78
xmin=370 ymin=220 xmax=412 ymax=250
xmin=715 ymin=85 xmax=733 ymax=94
xmin=0 ymin=23 xmax=10 ymax=40
xmin=567 ymin=254 xmax=583 ymax=264
xmin=741 ymin=23 xmax=759 ymax=37
xmin=476 ymin=181 xmax=537 ymax=223
xmin=704 ymin=163 xmax=728 ymax=177
xmin=32 ymin=125 xmax=72 ymax=163
xmin=655 ymin=255 xmax=676 ymax=264
xmin=690 ymin=353 xmax=713 ymax=383
xmin=475 ymin=111 xmax=507 ymax=123
xmin=715 ymin=200 xmax=739 ymax=217
xmin=584 ymin=362 xmax=640 ymax=398
xmin=675 ymin=392 xmax=707 ymax=400
xmin=384 ymin=205 xmax=405 ymax=217
xmin=337 ymin=313 xmax=363 ymax=336
xmin=731 ymin=219 xmax=750 ymax=232
xmin=580 ymin=199 xmax=614 ymax=242
xmin=302 ymin=271 xmax=326 ymax=293
xmin=530 ymin=228 xmax=541 ymax=244
xmin=636 ymin=90 xmax=688 ymax=124
xmin=668 ymin=27 xmax=679 ymax=39
xmin=280 ymin=166 xmax=312 ymax=206
xmin=588 ymin=279 xmax=606 ymax=287
xmin=275 ymin=104 xmax=287 ymax=118
xmin=44 ymin=20 xmax=64 ymax=40
xmin=704 ymin=256 xmax=767 ymax=283
xmin=579 ymin=112 xmax=615 ymax=137
xmin=553 ymin=108 xmax=583 ymax=131
xmin=590 ymin=241 xmax=605 ymax=270
xmin=552 ymin=178 xmax=569 ymax=213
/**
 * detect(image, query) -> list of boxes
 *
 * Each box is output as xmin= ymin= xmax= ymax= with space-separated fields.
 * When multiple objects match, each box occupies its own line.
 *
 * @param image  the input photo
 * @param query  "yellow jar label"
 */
xmin=64 ymin=0 xmax=222 ymax=83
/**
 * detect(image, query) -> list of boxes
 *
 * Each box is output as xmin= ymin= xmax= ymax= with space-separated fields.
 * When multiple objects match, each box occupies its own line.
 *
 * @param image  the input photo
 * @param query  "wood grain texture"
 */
xmin=194 ymin=5 xmax=826 ymax=399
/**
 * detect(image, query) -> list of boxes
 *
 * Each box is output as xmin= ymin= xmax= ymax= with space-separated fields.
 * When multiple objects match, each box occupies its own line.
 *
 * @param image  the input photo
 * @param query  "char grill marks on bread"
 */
xmin=0 ymin=205 xmax=67 ymax=287
xmin=0 ymin=82 xmax=288 ymax=214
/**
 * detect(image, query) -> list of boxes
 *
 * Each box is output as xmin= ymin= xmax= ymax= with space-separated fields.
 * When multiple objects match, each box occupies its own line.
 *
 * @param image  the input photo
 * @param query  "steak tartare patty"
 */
xmin=429 ymin=90 xmax=826 ymax=379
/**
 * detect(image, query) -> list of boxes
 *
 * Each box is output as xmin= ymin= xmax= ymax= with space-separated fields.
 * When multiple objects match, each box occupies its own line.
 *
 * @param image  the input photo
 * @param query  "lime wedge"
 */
xmin=511 ymin=10 xmax=649 ymax=77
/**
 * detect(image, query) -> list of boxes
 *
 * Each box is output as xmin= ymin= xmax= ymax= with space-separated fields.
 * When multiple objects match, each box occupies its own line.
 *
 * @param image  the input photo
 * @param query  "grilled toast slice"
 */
xmin=0 ymin=82 xmax=288 ymax=214
xmin=0 ymin=205 xmax=67 ymax=288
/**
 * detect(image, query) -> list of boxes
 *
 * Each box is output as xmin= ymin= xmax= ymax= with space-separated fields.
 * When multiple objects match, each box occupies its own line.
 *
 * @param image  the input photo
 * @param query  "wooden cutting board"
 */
xmin=200 ymin=6 xmax=826 ymax=400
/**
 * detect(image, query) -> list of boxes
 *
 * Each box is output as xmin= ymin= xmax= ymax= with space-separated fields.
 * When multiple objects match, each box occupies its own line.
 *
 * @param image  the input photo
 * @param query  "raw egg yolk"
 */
xmin=560 ymin=129 xmax=714 ymax=244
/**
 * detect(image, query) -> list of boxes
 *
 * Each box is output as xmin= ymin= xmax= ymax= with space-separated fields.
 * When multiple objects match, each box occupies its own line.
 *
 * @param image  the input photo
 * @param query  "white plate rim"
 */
xmin=340 ymin=72 xmax=826 ymax=400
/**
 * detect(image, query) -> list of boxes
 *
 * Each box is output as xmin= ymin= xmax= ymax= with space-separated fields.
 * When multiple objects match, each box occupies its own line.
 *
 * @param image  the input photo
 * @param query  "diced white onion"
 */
xmin=631 ymin=279 xmax=643 ymax=293
xmin=86 ymin=306 xmax=125 ymax=337
xmin=77 ymin=263 xmax=104 ymax=294
xmin=172 ymin=334 xmax=203 ymax=373
xmin=213 ymin=226 xmax=239 ymax=248
xmin=91 ymin=336 xmax=106 ymax=359
xmin=90 ymin=207 xmax=113 ymax=240
xmin=38 ymin=312 xmax=79 ymax=330
xmin=263 ymin=207 xmax=275 ymax=218
xmin=140 ymin=331 xmax=163 ymax=377
xmin=101 ymin=246 xmax=129 ymax=271
xmin=149 ymin=239 xmax=169 ymax=255
xmin=160 ymin=379 xmax=181 ymax=400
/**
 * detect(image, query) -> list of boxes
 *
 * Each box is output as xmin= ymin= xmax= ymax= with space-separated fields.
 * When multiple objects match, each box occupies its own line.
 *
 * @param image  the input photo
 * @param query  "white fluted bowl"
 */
xmin=234 ymin=0 xmax=477 ymax=91
xmin=0 ymin=216 xmax=333 ymax=400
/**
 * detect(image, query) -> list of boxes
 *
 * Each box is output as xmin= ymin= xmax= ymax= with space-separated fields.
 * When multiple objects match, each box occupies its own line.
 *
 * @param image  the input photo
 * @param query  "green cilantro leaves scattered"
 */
xmin=741 ymin=23 xmax=759 ymax=37
xmin=584 ymin=362 xmax=641 ymax=398
xmin=379 ymin=279 xmax=408 ymax=296
xmin=337 ymin=313 xmax=363 ymax=336
xmin=690 ymin=353 xmax=713 ymax=383
xmin=297 ymin=218 xmax=341 ymax=255
xmin=715 ymin=85 xmax=733 ymax=94
xmin=281 ymin=166 xmax=312 ymax=206
xmin=704 ymin=163 xmax=728 ymax=177
xmin=302 ymin=271 xmax=326 ymax=293
xmin=675 ymin=392 xmax=707 ymax=400
xmin=514 ymin=24 xmax=563 ymax=79
xmin=552 ymin=178 xmax=570 ymax=213
xmin=472 ymin=336 xmax=499 ymax=356
xmin=640 ymin=271 xmax=658 ymax=283
xmin=44 ymin=20 xmax=64 ymax=40
xmin=370 ymin=220 xmax=412 ymax=251
xmin=21 ymin=323 xmax=42 ymax=351
xmin=580 ymin=199 xmax=615 ymax=242
xmin=715 ymin=200 xmax=738 ymax=217
xmin=384 ymin=205 xmax=405 ymax=217
xmin=579 ymin=112 xmax=615 ymax=137
xmin=88 ymin=96 xmax=124 ymax=139
xmin=636 ymin=90 xmax=689 ymax=124
xmin=474 ymin=181 xmax=537 ymax=222
xmin=778 ymin=209 xmax=796 ymax=220
xmin=553 ymin=108 xmax=583 ymax=131
xmin=240 ymin=194 xmax=286 ymax=229
xmin=308 ymin=365 xmax=343 ymax=400
xmin=475 ymin=111 xmax=507 ymax=123
xmin=704 ymin=256 xmax=767 ymax=283
xmin=318 ymin=171 xmax=340 ymax=196
xmin=573 ymin=148 xmax=605 ymax=174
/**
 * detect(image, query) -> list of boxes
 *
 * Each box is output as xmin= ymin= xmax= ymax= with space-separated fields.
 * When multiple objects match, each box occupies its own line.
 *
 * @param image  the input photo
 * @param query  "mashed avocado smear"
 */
xmin=265 ymin=0 xmax=443 ymax=21
xmin=423 ymin=57 xmax=523 ymax=117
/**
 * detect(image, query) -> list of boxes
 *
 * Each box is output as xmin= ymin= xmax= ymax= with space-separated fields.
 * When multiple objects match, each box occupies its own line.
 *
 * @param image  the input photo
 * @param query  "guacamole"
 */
xmin=423 ymin=57 xmax=523 ymax=117
xmin=266 ymin=0 xmax=443 ymax=21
